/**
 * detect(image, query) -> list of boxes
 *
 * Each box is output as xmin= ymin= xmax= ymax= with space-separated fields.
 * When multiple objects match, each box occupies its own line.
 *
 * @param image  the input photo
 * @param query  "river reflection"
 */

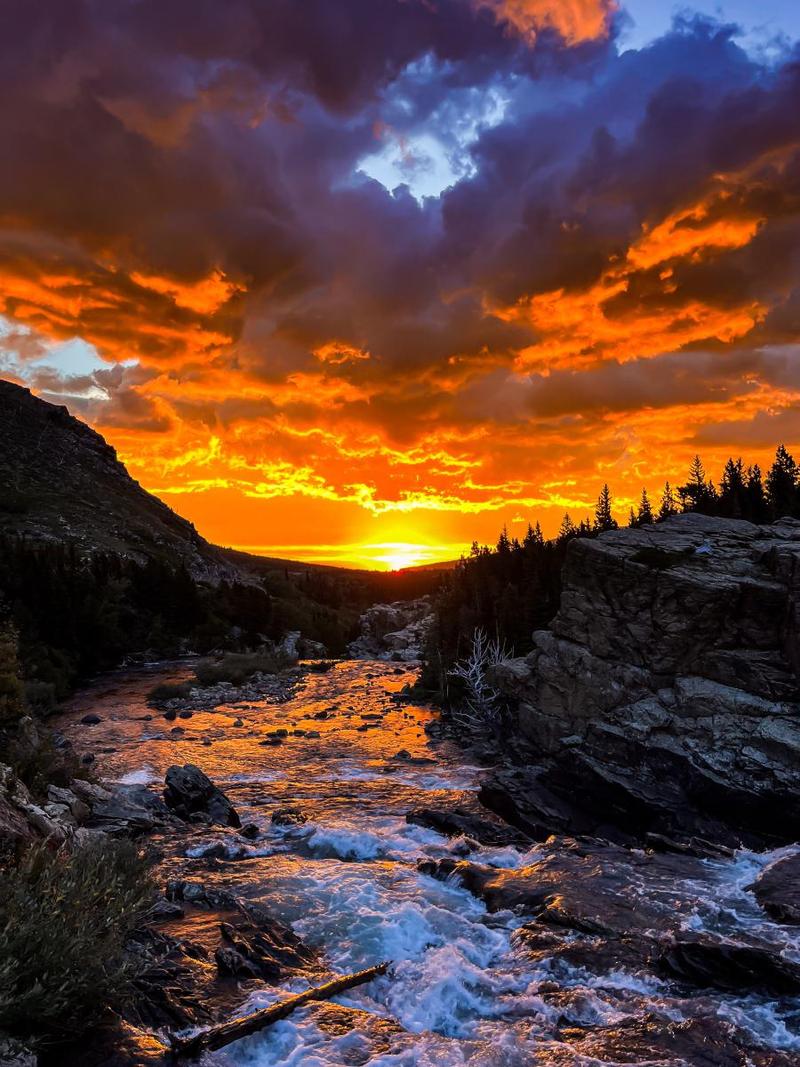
xmin=56 ymin=660 xmax=800 ymax=1066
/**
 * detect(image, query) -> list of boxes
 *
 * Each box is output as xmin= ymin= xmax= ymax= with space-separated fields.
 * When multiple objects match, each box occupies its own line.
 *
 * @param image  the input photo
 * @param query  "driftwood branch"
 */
xmin=170 ymin=960 xmax=391 ymax=1059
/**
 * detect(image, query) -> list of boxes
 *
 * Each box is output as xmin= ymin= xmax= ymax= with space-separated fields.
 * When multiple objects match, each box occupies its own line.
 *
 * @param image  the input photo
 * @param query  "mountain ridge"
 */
xmin=0 ymin=379 xmax=241 ymax=582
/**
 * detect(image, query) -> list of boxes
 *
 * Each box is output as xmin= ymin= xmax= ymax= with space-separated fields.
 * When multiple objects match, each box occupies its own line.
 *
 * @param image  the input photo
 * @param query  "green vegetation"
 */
xmin=147 ymin=649 xmax=296 ymax=703
xmin=146 ymin=680 xmax=194 ymax=704
xmin=0 ymin=536 xmax=274 ymax=702
xmin=0 ymin=840 xmax=154 ymax=1044
xmin=194 ymin=649 xmax=291 ymax=686
xmin=4 ymin=728 xmax=86 ymax=798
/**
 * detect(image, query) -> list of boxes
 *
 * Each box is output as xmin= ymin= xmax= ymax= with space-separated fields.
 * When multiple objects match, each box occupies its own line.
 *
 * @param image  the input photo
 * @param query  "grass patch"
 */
xmin=4 ymin=730 xmax=86 ymax=797
xmin=146 ymin=680 xmax=193 ymax=705
xmin=0 ymin=839 xmax=154 ymax=1044
xmin=147 ymin=650 xmax=295 ymax=705
xmin=194 ymin=649 xmax=291 ymax=687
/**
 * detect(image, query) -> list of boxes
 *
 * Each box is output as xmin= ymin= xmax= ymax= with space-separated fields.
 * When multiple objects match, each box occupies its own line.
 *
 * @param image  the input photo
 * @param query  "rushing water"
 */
xmin=57 ymin=660 xmax=800 ymax=1066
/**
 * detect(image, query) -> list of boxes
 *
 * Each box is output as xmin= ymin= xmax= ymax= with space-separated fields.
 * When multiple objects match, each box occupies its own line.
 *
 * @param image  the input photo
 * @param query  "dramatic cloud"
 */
xmin=2 ymin=1 xmax=800 ymax=565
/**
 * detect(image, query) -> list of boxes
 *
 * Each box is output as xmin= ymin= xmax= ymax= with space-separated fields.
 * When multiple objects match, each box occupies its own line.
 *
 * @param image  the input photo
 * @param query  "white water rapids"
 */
xmin=58 ymin=659 xmax=800 ymax=1065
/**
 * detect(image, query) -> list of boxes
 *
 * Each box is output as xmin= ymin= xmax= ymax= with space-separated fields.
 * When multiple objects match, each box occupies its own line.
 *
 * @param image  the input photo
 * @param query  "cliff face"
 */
xmin=0 ymin=380 xmax=238 ymax=582
xmin=491 ymin=513 xmax=800 ymax=847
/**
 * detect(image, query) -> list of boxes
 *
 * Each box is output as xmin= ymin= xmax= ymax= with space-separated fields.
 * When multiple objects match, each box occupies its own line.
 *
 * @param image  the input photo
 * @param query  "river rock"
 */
xmin=215 ymin=907 xmax=318 ymax=981
xmin=406 ymin=805 xmax=530 ymax=847
xmin=89 ymin=784 xmax=170 ymax=835
xmin=657 ymin=935 xmax=800 ymax=994
xmin=492 ymin=514 xmax=800 ymax=847
xmin=0 ymin=1035 xmax=36 ymax=1067
xmin=271 ymin=807 xmax=308 ymax=826
xmin=163 ymin=764 xmax=240 ymax=827
xmin=751 ymin=851 xmax=800 ymax=924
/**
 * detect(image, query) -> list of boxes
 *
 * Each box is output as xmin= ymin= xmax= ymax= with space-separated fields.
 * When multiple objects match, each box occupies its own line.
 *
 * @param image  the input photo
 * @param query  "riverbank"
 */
xmin=24 ymin=657 xmax=798 ymax=1065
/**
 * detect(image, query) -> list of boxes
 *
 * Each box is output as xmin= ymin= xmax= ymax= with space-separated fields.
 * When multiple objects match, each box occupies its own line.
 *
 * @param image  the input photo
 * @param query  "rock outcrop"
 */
xmin=491 ymin=514 xmax=800 ymax=847
xmin=348 ymin=598 xmax=433 ymax=660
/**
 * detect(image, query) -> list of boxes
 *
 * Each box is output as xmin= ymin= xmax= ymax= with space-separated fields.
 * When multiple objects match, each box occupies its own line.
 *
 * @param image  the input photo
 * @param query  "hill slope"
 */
xmin=0 ymin=380 xmax=235 ymax=581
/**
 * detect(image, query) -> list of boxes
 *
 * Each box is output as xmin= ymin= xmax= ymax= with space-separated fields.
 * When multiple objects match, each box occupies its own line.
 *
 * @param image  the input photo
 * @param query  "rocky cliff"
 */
xmin=490 ymin=513 xmax=800 ymax=848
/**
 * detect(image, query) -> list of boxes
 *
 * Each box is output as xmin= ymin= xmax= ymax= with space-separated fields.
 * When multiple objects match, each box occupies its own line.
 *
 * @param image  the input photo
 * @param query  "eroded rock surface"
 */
xmin=492 ymin=514 xmax=800 ymax=846
xmin=349 ymin=598 xmax=433 ymax=660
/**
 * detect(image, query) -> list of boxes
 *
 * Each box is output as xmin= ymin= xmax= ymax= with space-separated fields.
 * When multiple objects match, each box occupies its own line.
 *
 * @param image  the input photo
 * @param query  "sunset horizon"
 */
xmin=4 ymin=0 xmax=800 ymax=569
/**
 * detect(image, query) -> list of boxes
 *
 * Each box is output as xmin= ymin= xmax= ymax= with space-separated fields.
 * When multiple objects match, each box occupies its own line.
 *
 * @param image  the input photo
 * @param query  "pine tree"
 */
xmin=558 ymin=513 xmax=577 ymax=541
xmin=594 ymin=484 xmax=618 ymax=532
xmin=678 ymin=455 xmax=717 ymax=513
xmin=637 ymin=487 xmax=653 ymax=525
xmin=523 ymin=521 xmax=544 ymax=548
xmin=766 ymin=444 xmax=799 ymax=519
xmin=744 ymin=464 xmax=769 ymax=523
xmin=628 ymin=506 xmax=637 ymax=528
xmin=719 ymin=457 xmax=745 ymax=518
xmin=658 ymin=481 xmax=678 ymax=521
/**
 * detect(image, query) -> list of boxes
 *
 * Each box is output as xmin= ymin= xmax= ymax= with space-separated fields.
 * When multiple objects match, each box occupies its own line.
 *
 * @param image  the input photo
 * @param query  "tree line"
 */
xmin=0 ymin=535 xmax=449 ymax=715
xmin=423 ymin=444 xmax=800 ymax=696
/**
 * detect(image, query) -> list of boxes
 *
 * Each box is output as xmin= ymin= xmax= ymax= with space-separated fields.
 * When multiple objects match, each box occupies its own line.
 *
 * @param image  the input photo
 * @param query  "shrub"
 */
xmin=146 ymin=680 xmax=193 ymax=705
xmin=0 ymin=839 xmax=155 ymax=1043
xmin=4 ymin=725 xmax=86 ymax=797
xmin=194 ymin=649 xmax=290 ymax=687
xmin=22 ymin=679 xmax=57 ymax=714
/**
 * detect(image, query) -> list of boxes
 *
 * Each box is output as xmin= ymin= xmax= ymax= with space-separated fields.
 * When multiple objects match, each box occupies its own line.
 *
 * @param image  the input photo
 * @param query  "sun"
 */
xmin=374 ymin=542 xmax=427 ymax=571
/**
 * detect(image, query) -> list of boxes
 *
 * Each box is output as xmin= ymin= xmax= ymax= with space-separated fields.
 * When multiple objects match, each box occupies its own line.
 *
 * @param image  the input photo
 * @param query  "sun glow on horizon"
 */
xmin=231 ymin=540 xmax=463 ymax=571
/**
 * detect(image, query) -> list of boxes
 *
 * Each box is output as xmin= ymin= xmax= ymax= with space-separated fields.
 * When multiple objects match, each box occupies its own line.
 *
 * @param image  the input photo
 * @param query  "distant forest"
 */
xmin=0 ymin=537 xmax=442 ymax=709
xmin=425 ymin=445 xmax=800 ymax=693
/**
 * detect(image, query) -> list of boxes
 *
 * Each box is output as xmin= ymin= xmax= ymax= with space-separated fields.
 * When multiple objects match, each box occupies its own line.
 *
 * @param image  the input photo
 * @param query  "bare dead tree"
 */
xmin=448 ymin=627 xmax=513 ymax=730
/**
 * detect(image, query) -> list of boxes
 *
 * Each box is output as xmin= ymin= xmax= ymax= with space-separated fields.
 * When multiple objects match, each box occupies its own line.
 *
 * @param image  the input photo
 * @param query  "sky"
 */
xmin=2 ymin=0 xmax=800 ymax=569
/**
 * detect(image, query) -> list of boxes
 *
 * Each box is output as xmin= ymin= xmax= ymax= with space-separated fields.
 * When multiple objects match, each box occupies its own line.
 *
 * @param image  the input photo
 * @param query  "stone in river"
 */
xmin=751 ymin=852 xmax=800 ymax=925
xmin=163 ymin=764 xmax=240 ymax=827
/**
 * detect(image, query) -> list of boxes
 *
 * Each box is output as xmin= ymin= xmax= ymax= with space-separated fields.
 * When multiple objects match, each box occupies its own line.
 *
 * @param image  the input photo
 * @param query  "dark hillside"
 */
xmin=0 ymin=380 xmax=235 ymax=581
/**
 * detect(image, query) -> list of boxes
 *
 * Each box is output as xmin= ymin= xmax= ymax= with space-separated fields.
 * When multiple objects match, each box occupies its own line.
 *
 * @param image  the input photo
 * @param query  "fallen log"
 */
xmin=170 ymin=960 xmax=391 ymax=1058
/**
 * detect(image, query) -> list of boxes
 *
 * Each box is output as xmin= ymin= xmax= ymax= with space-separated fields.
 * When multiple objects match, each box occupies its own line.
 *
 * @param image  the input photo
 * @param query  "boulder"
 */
xmin=751 ymin=851 xmax=800 ymax=924
xmin=406 ymin=805 xmax=530 ymax=847
xmin=163 ymin=764 xmax=240 ymax=827
xmin=657 ymin=935 xmax=800 ymax=995
xmin=271 ymin=807 xmax=308 ymax=826
xmin=89 ymin=784 xmax=170 ymax=835
xmin=214 ymin=906 xmax=317 ymax=981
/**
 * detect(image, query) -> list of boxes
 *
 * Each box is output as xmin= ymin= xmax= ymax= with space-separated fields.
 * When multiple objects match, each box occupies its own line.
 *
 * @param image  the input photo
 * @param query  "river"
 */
xmin=56 ymin=659 xmax=800 ymax=1066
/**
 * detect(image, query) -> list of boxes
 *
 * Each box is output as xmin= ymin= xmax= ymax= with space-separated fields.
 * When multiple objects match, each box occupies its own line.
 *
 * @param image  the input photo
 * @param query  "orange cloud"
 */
xmin=129 ymin=270 xmax=240 ymax=315
xmin=502 ymin=186 xmax=767 ymax=371
xmin=477 ymin=0 xmax=616 ymax=44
